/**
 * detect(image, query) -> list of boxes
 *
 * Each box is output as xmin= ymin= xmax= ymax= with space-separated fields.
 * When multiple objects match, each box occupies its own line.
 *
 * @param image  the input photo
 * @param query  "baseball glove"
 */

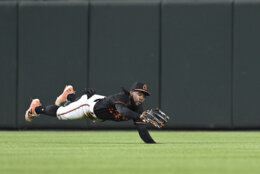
xmin=140 ymin=108 xmax=170 ymax=128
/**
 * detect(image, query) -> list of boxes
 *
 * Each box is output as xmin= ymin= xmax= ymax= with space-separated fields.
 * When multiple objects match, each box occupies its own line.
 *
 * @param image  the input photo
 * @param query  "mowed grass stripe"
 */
xmin=0 ymin=131 xmax=260 ymax=174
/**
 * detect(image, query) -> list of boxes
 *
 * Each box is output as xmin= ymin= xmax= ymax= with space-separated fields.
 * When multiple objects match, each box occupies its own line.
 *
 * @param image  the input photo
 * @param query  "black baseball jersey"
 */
xmin=93 ymin=89 xmax=155 ymax=143
xmin=93 ymin=90 xmax=143 ymax=121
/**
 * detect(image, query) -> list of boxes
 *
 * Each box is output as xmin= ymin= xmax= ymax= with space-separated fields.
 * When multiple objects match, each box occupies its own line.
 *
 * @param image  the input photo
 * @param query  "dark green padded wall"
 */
xmin=88 ymin=0 xmax=160 ymax=128
xmin=0 ymin=2 xmax=17 ymax=128
xmin=161 ymin=0 xmax=232 ymax=128
xmin=2 ymin=0 xmax=260 ymax=129
xmin=233 ymin=0 xmax=260 ymax=128
xmin=17 ymin=1 xmax=88 ymax=128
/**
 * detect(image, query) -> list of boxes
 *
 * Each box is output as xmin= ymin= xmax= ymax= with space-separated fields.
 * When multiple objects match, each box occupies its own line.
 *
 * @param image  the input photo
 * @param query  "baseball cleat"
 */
xmin=25 ymin=99 xmax=42 ymax=122
xmin=55 ymin=85 xmax=76 ymax=106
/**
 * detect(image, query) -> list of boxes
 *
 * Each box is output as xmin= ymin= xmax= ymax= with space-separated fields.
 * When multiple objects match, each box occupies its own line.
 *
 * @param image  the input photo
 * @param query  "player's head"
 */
xmin=130 ymin=82 xmax=151 ymax=106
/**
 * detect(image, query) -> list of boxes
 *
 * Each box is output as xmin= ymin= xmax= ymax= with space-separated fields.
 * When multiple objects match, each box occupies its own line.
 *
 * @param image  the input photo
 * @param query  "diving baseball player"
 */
xmin=25 ymin=82 xmax=169 ymax=144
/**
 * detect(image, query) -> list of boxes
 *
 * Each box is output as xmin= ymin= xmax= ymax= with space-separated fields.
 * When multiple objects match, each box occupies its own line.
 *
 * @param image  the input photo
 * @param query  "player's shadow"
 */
xmin=43 ymin=142 xmax=158 ymax=145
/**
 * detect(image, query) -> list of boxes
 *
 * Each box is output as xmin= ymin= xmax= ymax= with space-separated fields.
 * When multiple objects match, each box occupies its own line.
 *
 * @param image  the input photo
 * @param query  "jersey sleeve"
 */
xmin=136 ymin=105 xmax=144 ymax=114
xmin=115 ymin=103 xmax=140 ymax=120
xmin=134 ymin=121 xmax=156 ymax=143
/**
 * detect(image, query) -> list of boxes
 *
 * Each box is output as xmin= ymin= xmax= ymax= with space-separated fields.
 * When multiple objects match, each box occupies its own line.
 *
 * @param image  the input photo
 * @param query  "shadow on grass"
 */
xmin=26 ymin=140 xmax=244 ymax=145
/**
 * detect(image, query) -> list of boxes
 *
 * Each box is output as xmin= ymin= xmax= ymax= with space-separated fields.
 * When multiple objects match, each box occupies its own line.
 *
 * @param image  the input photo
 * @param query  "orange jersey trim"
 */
xmin=135 ymin=121 xmax=146 ymax=124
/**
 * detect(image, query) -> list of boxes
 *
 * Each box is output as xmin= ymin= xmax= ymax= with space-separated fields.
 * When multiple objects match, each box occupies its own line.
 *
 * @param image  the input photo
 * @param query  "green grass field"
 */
xmin=0 ymin=131 xmax=260 ymax=174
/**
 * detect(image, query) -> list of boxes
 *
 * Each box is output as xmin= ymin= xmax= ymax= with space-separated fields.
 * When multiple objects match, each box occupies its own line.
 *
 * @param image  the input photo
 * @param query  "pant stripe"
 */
xmin=57 ymin=104 xmax=90 ymax=116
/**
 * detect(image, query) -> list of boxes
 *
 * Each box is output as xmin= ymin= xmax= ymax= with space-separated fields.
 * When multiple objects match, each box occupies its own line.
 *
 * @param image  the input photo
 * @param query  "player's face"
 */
xmin=131 ymin=91 xmax=146 ymax=106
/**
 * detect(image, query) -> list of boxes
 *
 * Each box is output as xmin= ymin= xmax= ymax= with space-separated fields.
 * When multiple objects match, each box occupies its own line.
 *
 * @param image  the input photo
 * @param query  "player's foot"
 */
xmin=55 ymin=85 xmax=76 ymax=106
xmin=25 ymin=99 xmax=42 ymax=122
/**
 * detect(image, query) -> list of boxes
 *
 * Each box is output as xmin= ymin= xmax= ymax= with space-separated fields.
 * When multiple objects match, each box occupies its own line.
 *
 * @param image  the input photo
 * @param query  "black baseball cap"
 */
xmin=130 ymin=82 xmax=151 ymax=96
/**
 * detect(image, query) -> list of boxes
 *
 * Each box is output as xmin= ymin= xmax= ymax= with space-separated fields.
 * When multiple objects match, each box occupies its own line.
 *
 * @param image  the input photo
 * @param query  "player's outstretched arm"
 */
xmin=114 ymin=104 xmax=156 ymax=143
xmin=115 ymin=104 xmax=140 ymax=120
xmin=135 ymin=122 xmax=156 ymax=144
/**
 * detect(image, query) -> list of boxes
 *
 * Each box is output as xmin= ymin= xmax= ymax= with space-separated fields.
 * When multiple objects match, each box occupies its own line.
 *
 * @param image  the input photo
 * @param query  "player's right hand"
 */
xmin=140 ymin=111 xmax=149 ymax=123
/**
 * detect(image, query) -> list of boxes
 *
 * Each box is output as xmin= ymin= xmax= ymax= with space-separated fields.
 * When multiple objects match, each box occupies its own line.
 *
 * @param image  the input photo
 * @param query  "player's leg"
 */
xmin=35 ymin=105 xmax=59 ymax=116
xmin=25 ymin=85 xmax=76 ymax=122
xmin=25 ymin=99 xmax=60 ymax=122
xmin=66 ymin=88 xmax=97 ymax=103
xmin=54 ymin=85 xmax=96 ymax=106
xmin=25 ymin=97 xmax=87 ymax=122
xmin=55 ymin=85 xmax=76 ymax=106
xmin=32 ymin=95 xmax=92 ymax=120
xmin=25 ymin=92 xmax=103 ymax=122
xmin=56 ymin=94 xmax=91 ymax=120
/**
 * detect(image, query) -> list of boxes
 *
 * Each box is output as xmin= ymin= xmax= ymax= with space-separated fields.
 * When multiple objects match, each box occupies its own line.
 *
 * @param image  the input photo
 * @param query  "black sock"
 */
xmin=35 ymin=105 xmax=59 ymax=117
xmin=35 ymin=106 xmax=45 ymax=114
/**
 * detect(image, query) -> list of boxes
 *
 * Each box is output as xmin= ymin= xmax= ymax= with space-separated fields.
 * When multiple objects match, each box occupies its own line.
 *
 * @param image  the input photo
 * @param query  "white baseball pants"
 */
xmin=56 ymin=94 xmax=105 ymax=121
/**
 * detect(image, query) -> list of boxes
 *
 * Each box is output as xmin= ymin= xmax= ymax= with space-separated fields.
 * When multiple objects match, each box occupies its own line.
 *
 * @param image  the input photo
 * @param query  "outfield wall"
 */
xmin=0 ymin=0 xmax=260 ymax=129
